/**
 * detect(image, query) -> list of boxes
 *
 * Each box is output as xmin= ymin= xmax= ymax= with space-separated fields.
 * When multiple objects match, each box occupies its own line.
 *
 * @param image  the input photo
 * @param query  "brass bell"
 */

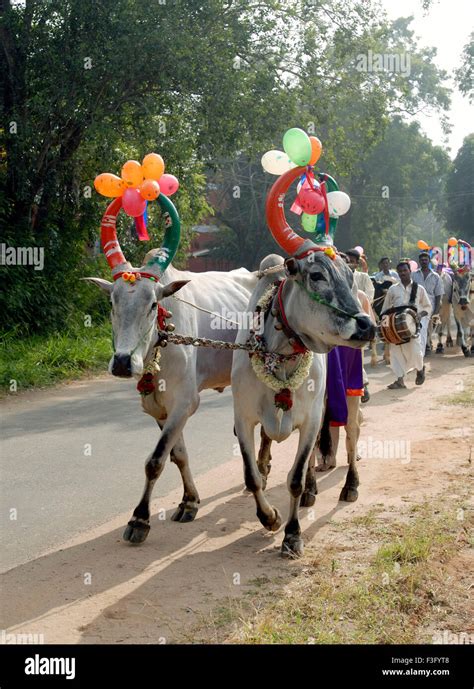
xmin=271 ymin=308 xmax=278 ymax=316
xmin=274 ymin=323 xmax=283 ymax=331
xmin=166 ymin=323 xmax=175 ymax=332
xmin=166 ymin=311 xmax=173 ymax=318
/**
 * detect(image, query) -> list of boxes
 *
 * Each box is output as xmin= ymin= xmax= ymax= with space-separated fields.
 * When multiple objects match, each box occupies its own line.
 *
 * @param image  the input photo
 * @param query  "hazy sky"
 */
xmin=381 ymin=0 xmax=473 ymax=157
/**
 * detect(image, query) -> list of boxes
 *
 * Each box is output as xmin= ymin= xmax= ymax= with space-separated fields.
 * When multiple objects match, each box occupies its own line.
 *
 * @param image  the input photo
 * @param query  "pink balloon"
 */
xmin=122 ymin=188 xmax=146 ymax=217
xmin=409 ymin=260 xmax=418 ymax=272
xmin=159 ymin=173 xmax=179 ymax=196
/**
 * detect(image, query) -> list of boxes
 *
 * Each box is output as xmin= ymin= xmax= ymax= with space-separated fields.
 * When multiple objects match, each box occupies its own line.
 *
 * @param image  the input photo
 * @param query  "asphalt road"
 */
xmin=0 ymin=378 xmax=238 ymax=572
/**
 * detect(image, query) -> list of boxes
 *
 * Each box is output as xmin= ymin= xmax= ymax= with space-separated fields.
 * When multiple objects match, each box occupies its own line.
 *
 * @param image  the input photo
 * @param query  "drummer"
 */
xmin=382 ymin=259 xmax=432 ymax=389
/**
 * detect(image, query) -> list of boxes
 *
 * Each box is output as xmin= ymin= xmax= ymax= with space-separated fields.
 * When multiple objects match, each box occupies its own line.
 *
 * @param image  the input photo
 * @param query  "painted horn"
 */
xmin=100 ymin=194 xmax=181 ymax=276
xmin=265 ymin=166 xmax=308 ymax=255
xmin=144 ymin=193 xmax=181 ymax=276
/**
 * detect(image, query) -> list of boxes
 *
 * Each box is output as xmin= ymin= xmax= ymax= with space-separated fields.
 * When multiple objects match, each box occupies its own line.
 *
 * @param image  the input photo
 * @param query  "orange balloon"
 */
xmin=142 ymin=153 xmax=165 ymax=181
xmin=94 ymin=173 xmax=127 ymax=197
xmin=121 ymin=160 xmax=143 ymax=188
xmin=309 ymin=136 xmax=322 ymax=166
xmin=417 ymin=239 xmax=429 ymax=250
xmin=447 ymin=236 xmax=457 ymax=247
xmin=139 ymin=179 xmax=160 ymax=201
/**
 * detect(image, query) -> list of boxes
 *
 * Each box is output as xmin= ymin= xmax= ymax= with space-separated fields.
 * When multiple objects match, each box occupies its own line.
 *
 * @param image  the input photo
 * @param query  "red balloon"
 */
xmin=159 ymin=173 xmax=179 ymax=196
xmin=122 ymin=188 xmax=146 ymax=217
xmin=298 ymin=185 xmax=325 ymax=215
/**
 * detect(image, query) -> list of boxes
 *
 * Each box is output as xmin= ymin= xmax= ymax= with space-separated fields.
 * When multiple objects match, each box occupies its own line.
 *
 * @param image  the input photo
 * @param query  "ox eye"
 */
xmin=310 ymin=271 xmax=326 ymax=283
xmin=150 ymin=302 xmax=157 ymax=312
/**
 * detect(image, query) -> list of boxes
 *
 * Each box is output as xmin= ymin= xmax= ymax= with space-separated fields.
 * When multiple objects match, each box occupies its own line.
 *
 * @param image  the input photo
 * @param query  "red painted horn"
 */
xmin=100 ymin=197 xmax=128 ymax=271
xmin=265 ymin=166 xmax=308 ymax=255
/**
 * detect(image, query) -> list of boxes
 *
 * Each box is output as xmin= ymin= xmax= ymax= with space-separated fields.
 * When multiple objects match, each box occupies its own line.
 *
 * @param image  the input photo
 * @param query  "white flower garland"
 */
xmin=251 ymin=350 xmax=313 ymax=392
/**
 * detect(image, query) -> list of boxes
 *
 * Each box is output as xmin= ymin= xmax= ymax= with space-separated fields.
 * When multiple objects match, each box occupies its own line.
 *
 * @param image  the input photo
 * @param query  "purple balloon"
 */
xmin=122 ymin=188 xmax=146 ymax=217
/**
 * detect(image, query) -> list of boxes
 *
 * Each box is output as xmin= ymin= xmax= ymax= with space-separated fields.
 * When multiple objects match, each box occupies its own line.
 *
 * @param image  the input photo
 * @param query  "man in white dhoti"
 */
xmin=382 ymin=260 xmax=432 ymax=389
xmin=412 ymin=251 xmax=443 ymax=356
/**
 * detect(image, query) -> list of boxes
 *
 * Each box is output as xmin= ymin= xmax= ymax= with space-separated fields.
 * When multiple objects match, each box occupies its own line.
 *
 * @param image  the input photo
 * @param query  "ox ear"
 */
xmin=81 ymin=277 xmax=113 ymax=294
xmin=159 ymin=280 xmax=190 ymax=299
xmin=284 ymin=257 xmax=299 ymax=277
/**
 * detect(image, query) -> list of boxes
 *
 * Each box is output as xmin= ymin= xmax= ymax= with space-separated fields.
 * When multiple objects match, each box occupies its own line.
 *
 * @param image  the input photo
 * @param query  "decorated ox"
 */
xmin=85 ymin=195 xmax=258 ymax=544
xmin=435 ymin=269 xmax=455 ymax=352
xmin=369 ymin=277 xmax=393 ymax=366
xmin=231 ymin=167 xmax=375 ymax=558
xmin=451 ymin=266 xmax=474 ymax=356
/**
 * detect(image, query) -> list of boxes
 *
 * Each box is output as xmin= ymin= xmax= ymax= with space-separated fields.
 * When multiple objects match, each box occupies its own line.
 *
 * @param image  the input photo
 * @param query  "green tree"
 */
xmin=445 ymin=134 xmax=474 ymax=243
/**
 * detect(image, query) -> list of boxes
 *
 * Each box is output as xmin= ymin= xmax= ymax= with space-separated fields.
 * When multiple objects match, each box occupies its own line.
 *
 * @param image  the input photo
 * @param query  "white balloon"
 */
xmin=326 ymin=191 xmax=351 ymax=218
xmin=261 ymin=150 xmax=296 ymax=175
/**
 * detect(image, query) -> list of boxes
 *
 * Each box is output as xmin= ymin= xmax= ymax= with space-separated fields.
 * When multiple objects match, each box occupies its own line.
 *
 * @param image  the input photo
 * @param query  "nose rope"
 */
xmin=296 ymin=281 xmax=360 ymax=320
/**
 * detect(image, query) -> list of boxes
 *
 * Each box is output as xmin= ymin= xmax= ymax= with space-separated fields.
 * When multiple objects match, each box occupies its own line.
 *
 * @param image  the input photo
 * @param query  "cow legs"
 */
xmin=339 ymin=396 xmax=360 ymax=502
xmin=257 ymin=426 xmax=273 ymax=490
xmin=169 ymin=433 xmax=201 ymax=523
xmin=123 ymin=403 xmax=197 ymax=544
xmin=369 ymin=340 xmax=378 ymax=367
xmin=235 ymin=418 xmax=282 ymax=532
xmin=300 ymin=445 xmax=317 ymax=507
xmin=282 ymin=426 xmax=319 ymax=559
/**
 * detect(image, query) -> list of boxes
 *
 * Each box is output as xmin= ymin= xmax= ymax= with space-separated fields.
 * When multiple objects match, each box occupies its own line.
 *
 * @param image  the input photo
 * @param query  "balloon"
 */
xmin=417 ymin=239 xmax=429 ymax=250
xmin=409 ymin=260 xmax=418 ymax=272
xmin=142 ymin=153 xmax=165 ymax=181
xmin=298 ymin=183 xmax=325 ymax=215
xmin=159 ymin=173 xmax=179 ymax=196
xmin=94 ymin=173 xmax=126 ymax=198
xmin=122 ymin=188 xmax=146 ymax=217
xmin=282 ymin=128 xmax=312 ymax=166
xmin=139 ymin=179 xmax=160 ymax=201
xmin=308 ymin=136 xmax=322 ymax=165
xmin=121 ymin=160 xmax=143 ymax=188
xmin=261 ymin=150 xmax=295 ymax=175
xmin=447 ymin=237 xmax=457 ymax=247
xmin=326 ymin=191 xmax=351 ymax=217
xmin=302 ymin=213 xmax=318 ymax=233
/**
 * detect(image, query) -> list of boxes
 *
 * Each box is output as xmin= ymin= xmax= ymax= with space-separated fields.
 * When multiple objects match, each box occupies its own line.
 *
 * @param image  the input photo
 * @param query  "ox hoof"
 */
xmin=339 ymin=485 xmax=359 ymax=503
xmin=462 ymin=347 xmax=471 ymax=358
xmin=257 ymin=506 xmax=282 ymax=532
xmin=281 ymin=535 xmax=304 ymax=559
xmin=171 ymin=503 xmax=199 ymax=523
xmin=300 ymin=491 xmax=316 ymax=507
xmin=123 ymin=519 xmax=150 ymax=544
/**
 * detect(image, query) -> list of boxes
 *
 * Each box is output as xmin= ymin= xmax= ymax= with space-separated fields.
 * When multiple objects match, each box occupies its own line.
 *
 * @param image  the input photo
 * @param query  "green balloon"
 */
xmin=283 ymin=128 xmax=312 ymax=166
xmin=302 ymin=212 xmax=318 ymax=233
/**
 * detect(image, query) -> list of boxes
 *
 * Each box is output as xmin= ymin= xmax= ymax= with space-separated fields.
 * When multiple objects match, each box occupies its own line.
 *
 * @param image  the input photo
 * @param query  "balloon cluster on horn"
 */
xmin=94 ymin=153 xmax=179 ymax=241
xmin=264 ymin=128 xmax=351 ymax=250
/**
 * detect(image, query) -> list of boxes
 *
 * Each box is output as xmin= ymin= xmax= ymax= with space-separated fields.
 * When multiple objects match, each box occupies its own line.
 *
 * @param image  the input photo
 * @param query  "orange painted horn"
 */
xmin=265 ymin=166 xmax=308 ymax=255
xmin=100 ymin=197 xmax=128 ymax=271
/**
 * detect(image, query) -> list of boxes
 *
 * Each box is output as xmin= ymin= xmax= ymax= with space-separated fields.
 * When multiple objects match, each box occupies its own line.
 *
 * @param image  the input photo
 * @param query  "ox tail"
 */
xmin=317 ymin=403 xmax=332 ymax=458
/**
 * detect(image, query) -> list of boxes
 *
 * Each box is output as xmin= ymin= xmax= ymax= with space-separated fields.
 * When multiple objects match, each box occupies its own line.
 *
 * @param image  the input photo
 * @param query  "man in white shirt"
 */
xmin=374 ymin=257 xmax=398 ymax=284
xmin=346 ymin=249 xmax=375 ymax=301
xmin=382 ymin=260 xmax=432 ymax=389
xmin=412 ymin=251 xmax=443 ymax=356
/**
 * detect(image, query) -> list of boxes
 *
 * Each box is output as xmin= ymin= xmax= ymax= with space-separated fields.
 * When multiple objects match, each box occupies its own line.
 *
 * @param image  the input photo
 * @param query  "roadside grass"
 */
xmin=192 ymin=493 xmax=471 ymax=644
xmin=0 ymin=321 xmax=112 ymax=395
xmin=441 ymin=380 xmax=474 ymax=407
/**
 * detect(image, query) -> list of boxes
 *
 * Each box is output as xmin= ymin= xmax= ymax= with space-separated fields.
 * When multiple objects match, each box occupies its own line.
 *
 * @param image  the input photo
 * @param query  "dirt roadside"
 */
xmin=1 ymin=352 xmax=472 ymax=644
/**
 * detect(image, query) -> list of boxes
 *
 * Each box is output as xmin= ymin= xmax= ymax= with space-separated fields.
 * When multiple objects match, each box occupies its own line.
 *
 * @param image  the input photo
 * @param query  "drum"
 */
xmin=379 ymin=307 xmax=419 ymax=345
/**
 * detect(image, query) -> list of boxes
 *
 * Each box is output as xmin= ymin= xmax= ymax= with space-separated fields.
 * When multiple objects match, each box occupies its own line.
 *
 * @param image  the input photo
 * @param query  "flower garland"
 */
xmin=137 ymin=348 xmax=162 ymax=396
xmin=250 ymin=349 xmax=313 ymax=410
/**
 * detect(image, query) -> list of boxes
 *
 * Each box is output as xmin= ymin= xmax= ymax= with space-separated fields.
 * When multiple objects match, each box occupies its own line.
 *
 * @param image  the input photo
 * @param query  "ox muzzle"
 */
xmin=349 ymin=314 xmax=376 ymax=342
xmin=112 ymin=353 xmax=132 ymax=378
